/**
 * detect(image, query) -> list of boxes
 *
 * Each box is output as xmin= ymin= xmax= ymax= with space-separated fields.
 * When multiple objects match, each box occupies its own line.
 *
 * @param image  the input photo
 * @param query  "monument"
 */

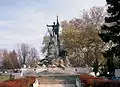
xmin=41 ymin=16 xmax=71 ymax=68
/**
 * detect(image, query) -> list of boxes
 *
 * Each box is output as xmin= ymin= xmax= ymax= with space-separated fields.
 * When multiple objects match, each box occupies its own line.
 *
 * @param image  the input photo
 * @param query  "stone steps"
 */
xmin=39 ymin=81 xmax=75 ymax=84
xmin=38 ymin=84 xmax=76 ymax=87
xmin=38 ymin=76 xmax=76 ymax=84
xmin=37 ymin=76 xmax=77 ymax=87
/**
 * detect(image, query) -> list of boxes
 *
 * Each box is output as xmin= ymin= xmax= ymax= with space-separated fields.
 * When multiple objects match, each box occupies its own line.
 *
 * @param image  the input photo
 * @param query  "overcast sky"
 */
xmin=0 ymin=0 xmax=106 ymax=51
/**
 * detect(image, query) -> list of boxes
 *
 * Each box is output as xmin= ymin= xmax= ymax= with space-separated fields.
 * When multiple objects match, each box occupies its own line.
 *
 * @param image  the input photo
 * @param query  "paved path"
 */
xmin=38 ymin=76 xmax=76 ymax=87
xmin=39 ymin=84 xmax=75 ymax=87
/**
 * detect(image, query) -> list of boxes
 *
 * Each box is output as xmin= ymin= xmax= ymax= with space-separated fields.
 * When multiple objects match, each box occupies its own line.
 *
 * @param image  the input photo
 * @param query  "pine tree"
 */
xmin=99 ymin=0 xmax=120 ymax=77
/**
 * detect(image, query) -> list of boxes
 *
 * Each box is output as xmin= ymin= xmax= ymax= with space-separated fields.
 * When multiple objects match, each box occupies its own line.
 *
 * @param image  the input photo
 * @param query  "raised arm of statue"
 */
xmin=47 ymin=25 xmax=53 ymax=27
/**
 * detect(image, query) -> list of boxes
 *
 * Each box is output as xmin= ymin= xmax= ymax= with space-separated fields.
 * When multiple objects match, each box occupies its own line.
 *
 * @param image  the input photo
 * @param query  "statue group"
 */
xmin=46 ymin=16 xmax=61 ymax=58
xmin=41 ymin=16 xmax=71 ymax=68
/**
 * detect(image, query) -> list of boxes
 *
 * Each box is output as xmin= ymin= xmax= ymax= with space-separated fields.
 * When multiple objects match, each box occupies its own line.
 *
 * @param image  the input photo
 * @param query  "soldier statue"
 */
xmin=41 ymin=16 xmax=71 ymax=68
xmin=47 ymin=15 xmax=59 ymax=37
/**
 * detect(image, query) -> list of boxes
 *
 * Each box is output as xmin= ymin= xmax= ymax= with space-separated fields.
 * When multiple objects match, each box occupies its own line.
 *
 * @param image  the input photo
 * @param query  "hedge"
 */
xmin=0 ymin=76 xmax=36 ymax=87
xmin=79 ymin=74 xmax=120 ymax=87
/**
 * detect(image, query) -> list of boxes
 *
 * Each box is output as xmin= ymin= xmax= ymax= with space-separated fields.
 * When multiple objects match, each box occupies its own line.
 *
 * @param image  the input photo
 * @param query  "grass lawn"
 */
xmin=0 ymin=75 xmax=10 ymax=81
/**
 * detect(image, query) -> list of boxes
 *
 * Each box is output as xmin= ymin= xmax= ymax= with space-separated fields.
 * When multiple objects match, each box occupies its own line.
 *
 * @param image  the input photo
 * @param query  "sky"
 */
xmin=0 ymin=0 xmax=106 ymax=52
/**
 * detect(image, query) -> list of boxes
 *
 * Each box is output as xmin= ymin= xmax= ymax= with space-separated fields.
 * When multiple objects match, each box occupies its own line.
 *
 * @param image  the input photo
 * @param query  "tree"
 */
xmin=17 ymin=49 xmax=22 ymax=67
xmin=41 ymin=36 xmax=50 ymax=56
xmin=99 ymin=0 xmax=120 ymax=78
xmin=9 ymin=50 xmax=20 ymax=69
xmin=82 ymin=6 xmax=106 ymax=27
xmin=68 ymin=6 xmax=106 ymax=30
xmin=18 ymin=44 xmax=39 ymax=67
xmin=3 ymin=50 xmax=13 ymax=69
xmin=61 ymin=20 xmax=71 ymax=30
xmin=18 ymin=43 xmax=30 ymax=66
xmin=61 ymin=25 xmax=104 ymax=68
xmin=60 ymin=6 xmax=106 ymax=75
xmin=29 ymin=47 xmax=38 ymax=59
xmin=27 ymin=47 xmax=39 ymax=67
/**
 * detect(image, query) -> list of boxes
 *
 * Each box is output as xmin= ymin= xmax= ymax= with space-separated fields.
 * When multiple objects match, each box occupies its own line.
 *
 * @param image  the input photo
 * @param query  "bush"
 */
xmin=79 ymin=74 xmax=120 ymax=87
xmin=0 ymin=76 xmax=36 ymax=87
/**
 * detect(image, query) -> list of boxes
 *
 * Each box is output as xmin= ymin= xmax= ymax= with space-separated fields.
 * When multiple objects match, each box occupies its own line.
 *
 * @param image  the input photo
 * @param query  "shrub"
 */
xmin=0 ymin=76 xmax=36 ymax=87
xmin=79 ymin=74 xmax=120 ymax=87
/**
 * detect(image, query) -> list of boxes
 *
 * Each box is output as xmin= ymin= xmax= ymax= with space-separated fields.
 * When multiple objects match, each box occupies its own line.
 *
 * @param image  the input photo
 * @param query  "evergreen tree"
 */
xmin=99 ymin=0 xmax=120 ymax=77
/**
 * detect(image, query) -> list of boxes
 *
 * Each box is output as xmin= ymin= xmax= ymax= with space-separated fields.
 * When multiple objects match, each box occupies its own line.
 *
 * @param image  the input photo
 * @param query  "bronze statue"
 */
xmin=47 ymin=16 xmax=59 ymax=37
xmin=47 ymin=16 xmax=60 ymax=56
xmin=41 ymin=16 xmax=71 ymax=68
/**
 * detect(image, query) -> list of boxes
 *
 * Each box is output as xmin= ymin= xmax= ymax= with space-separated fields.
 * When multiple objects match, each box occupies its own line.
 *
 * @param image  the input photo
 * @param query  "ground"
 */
xmin=0 ymin=75 xmax=10 ymax=81
xmin=37 ymin=76 xmax=77 ymax=87
xmin=36 ymin=69 xmax=79 ymax=87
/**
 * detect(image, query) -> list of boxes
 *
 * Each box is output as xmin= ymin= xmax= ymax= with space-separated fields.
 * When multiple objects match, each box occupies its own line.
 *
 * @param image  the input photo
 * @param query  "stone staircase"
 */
xmin=38 ymin=76 xmax=76 ymax=87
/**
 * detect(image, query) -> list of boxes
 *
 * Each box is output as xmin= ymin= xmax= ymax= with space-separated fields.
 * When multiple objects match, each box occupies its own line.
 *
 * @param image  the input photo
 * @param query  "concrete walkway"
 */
xmin=39 ymin=84 xmax=75 ymax=87
xmin=38 ymin=76 xmax=77 ymax=87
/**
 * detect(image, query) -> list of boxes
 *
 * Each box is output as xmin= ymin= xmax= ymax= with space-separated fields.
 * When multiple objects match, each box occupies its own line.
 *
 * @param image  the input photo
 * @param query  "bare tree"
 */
xmin=29 ymin=47 xmax=38 ymax=59
xmin=66 ymin=6 xmax=106 ymax=30
xmin=3 ymin=50 xmax=14 ymax=69
xmin=17 ymin=44 xmax=39 ymax=67
xmin=17 ymin=49 xmax=22 ymax=67
xmin=82 ymin=6 xmax=106 ymax=28
xmin=18 ymin=43 xmax=30 ymax=66
xmin=27 ymin=47 xmax=38 ymax=67
xmin=9 ymin=50 xmax=20 ymax=69
xmin=61 ymin=20 xmax=70 ymax=30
